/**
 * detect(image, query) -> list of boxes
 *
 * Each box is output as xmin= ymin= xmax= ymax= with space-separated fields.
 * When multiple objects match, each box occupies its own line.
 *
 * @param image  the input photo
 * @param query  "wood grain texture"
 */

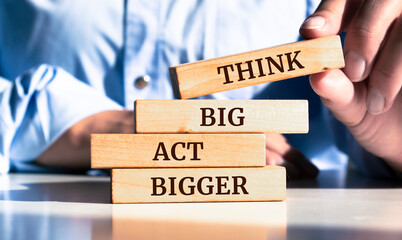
xmin=112 ymin=166 xmax=286 ymax=203
xmin=91 ymin=134 xmax=266 ymax=168
xmin=169 ymin=35 xmax=344 ymax=99
xmin=135 ymin=100 xmax=308 ymax=133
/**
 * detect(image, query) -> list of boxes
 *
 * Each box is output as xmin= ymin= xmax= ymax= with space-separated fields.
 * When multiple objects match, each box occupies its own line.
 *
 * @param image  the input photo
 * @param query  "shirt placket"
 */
xmin=123 ymin=0 xmax=161 ymax=108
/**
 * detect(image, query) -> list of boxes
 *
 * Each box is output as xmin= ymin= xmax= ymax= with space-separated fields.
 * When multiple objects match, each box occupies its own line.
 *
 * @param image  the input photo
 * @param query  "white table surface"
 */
xmin=1 ymin=170 xmax=401 ymax=240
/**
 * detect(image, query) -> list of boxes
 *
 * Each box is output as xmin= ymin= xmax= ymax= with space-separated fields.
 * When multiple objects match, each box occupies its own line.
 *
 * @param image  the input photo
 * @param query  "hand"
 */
xmin=36 ymin=110 xmax=134 ymax=169
xmin=300 ymin=0 xmax=402 ymax=171
xmin=265 ymin=133 xmax=319 ymax=179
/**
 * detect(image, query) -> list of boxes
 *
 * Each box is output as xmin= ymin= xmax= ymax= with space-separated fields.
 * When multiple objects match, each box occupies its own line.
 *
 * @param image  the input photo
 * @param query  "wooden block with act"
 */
xmin=135 ymin=99 xmax=308 ymax=133
xmin=91 ymin=133 xmax=266 ymax=168
xmin=112 ymin=166 xmax=286 ymax=203
xmin=169 ymin=35 xmax=344 ymax=99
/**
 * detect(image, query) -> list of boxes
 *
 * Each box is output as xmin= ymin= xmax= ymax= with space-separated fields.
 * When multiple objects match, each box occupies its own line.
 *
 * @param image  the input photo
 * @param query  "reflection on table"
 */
xmin=1 ymin=170 xmax=401 ymax=240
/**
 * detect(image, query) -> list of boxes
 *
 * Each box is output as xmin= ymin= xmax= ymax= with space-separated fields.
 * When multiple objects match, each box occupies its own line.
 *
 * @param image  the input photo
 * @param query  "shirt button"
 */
xmin=134 ymin=75 xmax=150 ymax=89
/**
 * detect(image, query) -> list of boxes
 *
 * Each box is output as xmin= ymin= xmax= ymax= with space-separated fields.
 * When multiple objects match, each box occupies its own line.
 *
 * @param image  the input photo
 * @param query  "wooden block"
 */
xmin=170 ymin=35 xmax=344 ymax=99
xmin=91 ymin=134 xmax=265 ymax=168
xmin=111 ymin=166 xmax=286 ymax=203
xmin=135 ymin=99 xmax=308 ymax=133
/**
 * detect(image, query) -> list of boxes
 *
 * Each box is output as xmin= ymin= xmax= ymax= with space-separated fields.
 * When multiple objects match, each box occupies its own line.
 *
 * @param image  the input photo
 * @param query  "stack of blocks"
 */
xmin=91 ymin=36 xmax=344 ymax=203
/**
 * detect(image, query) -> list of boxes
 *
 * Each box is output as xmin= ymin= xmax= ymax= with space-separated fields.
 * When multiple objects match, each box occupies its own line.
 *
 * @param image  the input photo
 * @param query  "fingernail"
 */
xmin=367 ymin=86 xmax=385 ymax=114
xmin=301 ymin=16 xmax=326 ymax=29
xmin=345 ymin=51 xmax=366 ymax=81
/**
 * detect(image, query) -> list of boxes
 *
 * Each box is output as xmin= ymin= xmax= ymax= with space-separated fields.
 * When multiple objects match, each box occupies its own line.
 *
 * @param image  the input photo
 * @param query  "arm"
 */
xmin=36 ymin=110 xmax=134 ymax=169
xmin=0 ymin=65 xmax=123 ymax=173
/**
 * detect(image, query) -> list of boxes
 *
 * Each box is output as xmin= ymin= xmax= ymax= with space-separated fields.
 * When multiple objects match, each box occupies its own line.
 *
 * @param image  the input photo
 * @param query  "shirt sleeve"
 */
xmin=0 ymin=64 xmax=122 ymax=173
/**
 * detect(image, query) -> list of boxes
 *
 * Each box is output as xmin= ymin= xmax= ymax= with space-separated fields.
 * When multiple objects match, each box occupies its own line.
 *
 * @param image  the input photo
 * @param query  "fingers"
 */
xmin=343 ymin=0 xmax=401 ymax=82
xmin=310 ymin=12 xmax=402 ymax=116
xmin=283 ymin=147 xmax=319 ymax=179
xmin=265 ymin=133 xmax=290 ymax=154
xmin=300 ymin=0 xmax=359 ymax=38
xmin=366 ymin=16 xmax=402 ymax=114
xmin=265 ymin=133 xmax=319 ymax=179
xmin=310 ymin=69 xmax=367 ymax=127
xmin=266 ymin=150 xmax=301 ymax=179
xmin=301 ymin=0 xmax=401 ymax=85
xmin=266 ymin=148 xmax=318 ymax=179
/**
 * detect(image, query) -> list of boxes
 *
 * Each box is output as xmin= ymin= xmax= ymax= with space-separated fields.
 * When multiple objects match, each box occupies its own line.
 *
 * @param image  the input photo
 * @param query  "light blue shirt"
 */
xmin=0 ymin=0 xmax=396 ymax=178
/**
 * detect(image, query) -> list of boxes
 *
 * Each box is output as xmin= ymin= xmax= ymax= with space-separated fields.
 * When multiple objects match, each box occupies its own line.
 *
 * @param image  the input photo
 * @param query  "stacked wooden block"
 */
xmin=90 ymin=36 xmax=344 ymax=203
xmin=91 ymin=100 xmax=308 ymax=203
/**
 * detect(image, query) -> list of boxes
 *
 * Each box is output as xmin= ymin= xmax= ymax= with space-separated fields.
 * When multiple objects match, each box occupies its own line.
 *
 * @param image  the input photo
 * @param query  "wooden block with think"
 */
xmin=135 ymin=99 xmax=308 ymax=133
xmin=112 ymin=166 xmax=285 ymax=203
xmin=169 ymin=35 xmax=344 ymax=99
xmin=91 ymin=134 xmax=266 ymax=168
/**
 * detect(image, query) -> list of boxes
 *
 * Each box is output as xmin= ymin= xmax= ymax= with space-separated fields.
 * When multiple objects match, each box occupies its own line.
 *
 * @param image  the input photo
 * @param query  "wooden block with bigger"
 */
xmin=91 ymin=133 xmax=266 ymax=168
xmin=135 ymin=99 xmax=308 ymax=133
xmin=111 ymin=166 xmax=286 ymax=203
xmin=169 ymin=35 xmax=344 ymax=99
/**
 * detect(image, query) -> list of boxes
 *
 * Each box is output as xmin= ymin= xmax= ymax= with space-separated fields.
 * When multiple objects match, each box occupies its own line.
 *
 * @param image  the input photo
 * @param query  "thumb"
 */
xmin=309 ymin=69 xmax=367 ymax=127
xmin=300 ymin=0 xmax=360 ymax=39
